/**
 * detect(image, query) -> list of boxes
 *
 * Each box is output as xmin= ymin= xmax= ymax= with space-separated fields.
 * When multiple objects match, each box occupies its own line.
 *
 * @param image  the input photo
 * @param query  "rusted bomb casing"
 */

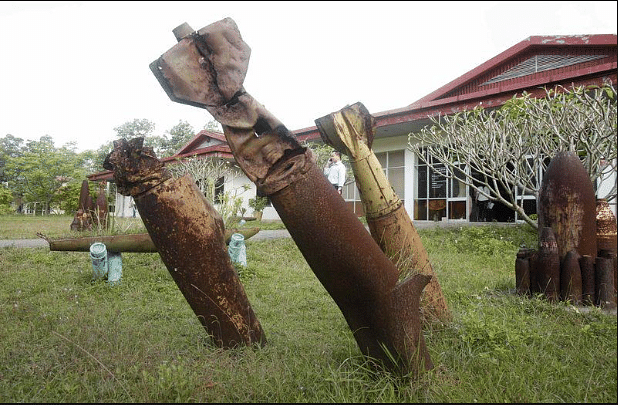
xmin=598 ymin=249 xmax=617 ymax=295
xmin=537 ymin=227 xmax=560 ymax=301
xmin=105 ymin=138 xmax=265 ymax=349
xmin=137 ymin=175 xmax=265 ymax=348
xmin=515 ymin=257 xmax=530 ymax=295
xmin=95 ymin=183 xmax=108 ymax=230
xmin=596 ymin=198 xmax=617 ymax=293
xmin=516 ymin=248 xmax=535 ymax=295
xmin=78 ymin=180 xmax=91 ymax=211
xmin=315 ymin=102 xmax=449 ymax=324
xmin=594 ymin=257 xmax=616 ymax=309
xmin=528 ymin=251 xmax=540 ymax=294
xmin=265 ymin=152 xmax=432 ymax=375
xmin=538 ymin=151 xmax=597 ymax=262
xmin=367 ymin=205 xmax=450 ymax=323
xmin=72 ymin=180 xmax=94 ymax=232
xmin=579 ymin=255 xmax=596 ymax=305
xmin=560 ymin=249 xmax=582 ymax=304
xmin=596 ymin=198 xmax=618 ymax=253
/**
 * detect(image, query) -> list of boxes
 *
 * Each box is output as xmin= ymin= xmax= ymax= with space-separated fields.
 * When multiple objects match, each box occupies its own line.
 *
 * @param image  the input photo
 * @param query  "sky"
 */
xmin=0 ymin=1 xmax=616 ymax=152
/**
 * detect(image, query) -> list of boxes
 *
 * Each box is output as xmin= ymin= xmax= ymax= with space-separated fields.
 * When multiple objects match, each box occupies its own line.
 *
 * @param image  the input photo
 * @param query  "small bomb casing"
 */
xmin=560 ymin=249 xmax=582 ymax=304
xmin=537 ymin=227 xmax=560 ymax=302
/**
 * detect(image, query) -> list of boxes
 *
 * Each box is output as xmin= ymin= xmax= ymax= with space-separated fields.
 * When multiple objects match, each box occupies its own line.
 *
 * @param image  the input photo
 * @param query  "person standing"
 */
xmin=476 ymin=185 xmax=491 ymax=222
xmin=323 ymin=151 xmax=346 ymax=195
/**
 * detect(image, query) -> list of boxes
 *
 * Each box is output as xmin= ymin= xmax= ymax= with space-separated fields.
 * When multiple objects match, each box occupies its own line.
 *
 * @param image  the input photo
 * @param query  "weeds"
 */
xmin=0 ymin=219 xmax=615 ymax=402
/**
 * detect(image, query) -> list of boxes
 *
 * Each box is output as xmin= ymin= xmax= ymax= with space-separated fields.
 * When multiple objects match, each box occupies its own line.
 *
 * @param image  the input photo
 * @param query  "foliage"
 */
xmin=203 ymin=119 xmax=223 ymax=133
xmin=301 ymin=140 xmax=352 ymax=183
xmin=1 ymin=135 xmax=91 ymax=214
xmin=0 ymin=184 xmax=14 ymax=214
xmin=167 ymin=155 xmax=249 ymax=228
xmin=0 ymin=222 xmax=615 ymax=402
xmin=113 ymin=118 xmax=165 ymax=155
xmin=157 ymin=120 xmax=195 ymax=158
xmin=408 ymin=82 xmax=617 ymax=229
xmin=421 ymin=223 xmax=538 ymax=255
xmin=248 ymin=196 xmax=269 ymax=212
xmin=0 ymin=134 xmax=24 ymax=183
xmin=113 ymin=118 xmax=156 ymax=140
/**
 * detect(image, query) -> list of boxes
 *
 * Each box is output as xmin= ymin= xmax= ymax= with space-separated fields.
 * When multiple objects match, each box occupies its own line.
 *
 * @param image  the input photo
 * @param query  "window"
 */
xmin=414 ymin=149 xmax=467 ymax=221
xmin=343 ymin=150 xmax=405 ymax=216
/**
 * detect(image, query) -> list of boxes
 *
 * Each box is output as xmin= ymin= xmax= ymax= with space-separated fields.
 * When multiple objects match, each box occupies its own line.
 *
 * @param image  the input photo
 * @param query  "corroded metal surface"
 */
xmin=104 ymin=138 xmax=265 ymax=349
xmin=560 ymin=249 xmax=582 ymax=304
xmin=149 ymin=18 xmax=433 ymax=376
xmin=515 ymin=249 xmax=533 ymax=295
xmin=71 ymin=180 xmax=94 ymax=231
xmin=538 ymin=151 xmax=597 ymax=261
xmin=537 ymin=227 xmax=560 ymax=302
xmin=579 ymin=255 xmax=596 ymax=305
xmin=595 ymin=257 xmax=616 ymax=309
xmin=315 ymin=102 xmax=450 ymax=324
xmin=268 ymin=156 xmax=432 ymax=373
xmin=94 ymin=182 xmax=108 ymax=230
xmin=596 ymin=198 xmax=618 ymax=253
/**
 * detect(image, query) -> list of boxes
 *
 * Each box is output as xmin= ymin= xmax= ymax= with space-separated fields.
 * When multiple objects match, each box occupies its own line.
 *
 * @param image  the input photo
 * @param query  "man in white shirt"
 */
xmin=323 ymin=151 xmax=346 ymax=195
xmin=476 ymin=185 xmax=493 ymax=222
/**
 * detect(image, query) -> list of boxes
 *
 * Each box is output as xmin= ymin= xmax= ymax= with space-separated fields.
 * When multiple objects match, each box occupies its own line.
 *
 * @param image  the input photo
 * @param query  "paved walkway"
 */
xmin=0 ymin=221 xmax=519 ymax=249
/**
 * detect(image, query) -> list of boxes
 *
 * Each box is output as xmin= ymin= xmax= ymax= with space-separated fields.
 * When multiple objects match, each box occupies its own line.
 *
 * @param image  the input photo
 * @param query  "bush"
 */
xmin=0 ymin=185 xmax=14 ymax=215
xmin=248 ymin=196 xmax=269 ymax=212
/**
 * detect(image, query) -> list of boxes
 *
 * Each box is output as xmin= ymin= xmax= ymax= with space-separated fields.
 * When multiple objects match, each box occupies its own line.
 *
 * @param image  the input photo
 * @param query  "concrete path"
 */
xmin=0 ymin=221 xmax=517 ymax=249
xmin=0 ymin=229 xmax=293 ymax=249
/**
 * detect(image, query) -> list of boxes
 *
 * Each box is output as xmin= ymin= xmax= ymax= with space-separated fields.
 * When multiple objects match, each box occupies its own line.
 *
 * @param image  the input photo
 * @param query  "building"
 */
xmin=90 ymin=34 xmax=617 ymax=221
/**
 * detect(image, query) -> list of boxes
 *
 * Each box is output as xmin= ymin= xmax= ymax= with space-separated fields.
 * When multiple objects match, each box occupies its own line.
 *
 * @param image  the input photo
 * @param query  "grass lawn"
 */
xmin=0 ymin=215 xmax=616 ymax=402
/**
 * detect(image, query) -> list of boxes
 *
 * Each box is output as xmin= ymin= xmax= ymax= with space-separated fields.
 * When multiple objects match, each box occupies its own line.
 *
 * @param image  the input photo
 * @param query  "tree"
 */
xmin=300 ymin=140 xmax=352 ymax=183
xmin=113 ymin=118 xmax=164 ymax=155
xmin=3 ymin=136 xmax=88 ymax=214
xmin=0 ymin=184 xmax=13 ymax=214
xmin=408 ymin=82 xmax=617 ymax=229
xmin=159 ymin=120 xmax=195 ymax=158
xmin=166 ymin=155 xmax=249 ymax=227
xmin=0 ymin=134 xmax=24 ymax=183
xmin=204 ymin=119 xmax=222 ymax=133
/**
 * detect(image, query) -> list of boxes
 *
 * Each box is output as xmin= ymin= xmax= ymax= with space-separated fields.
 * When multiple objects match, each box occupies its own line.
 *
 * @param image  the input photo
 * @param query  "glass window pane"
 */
xmin=389 ymin=167 xmax=405 ymax=198
xmin=376 ymin=152 xmax=387 ymax=168
xmin=450 ymin=165 xmax=466 ymax=198
xmin=415 ymin=199 xmax=428 ymax=220
xmin=448 ymin=201 xmax=467 ymax=219
xmin=417 ymin=165 xmax=427 ymax=199
xmin=429 ymin=165 xmax=447 ymax=199
xmin=389 ymin=150 xmax=405 ymax=167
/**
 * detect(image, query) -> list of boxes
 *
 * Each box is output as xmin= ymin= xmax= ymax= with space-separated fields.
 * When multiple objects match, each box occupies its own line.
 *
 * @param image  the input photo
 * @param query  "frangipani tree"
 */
xmin=408 ymin=82 xmax=617 ymax=229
